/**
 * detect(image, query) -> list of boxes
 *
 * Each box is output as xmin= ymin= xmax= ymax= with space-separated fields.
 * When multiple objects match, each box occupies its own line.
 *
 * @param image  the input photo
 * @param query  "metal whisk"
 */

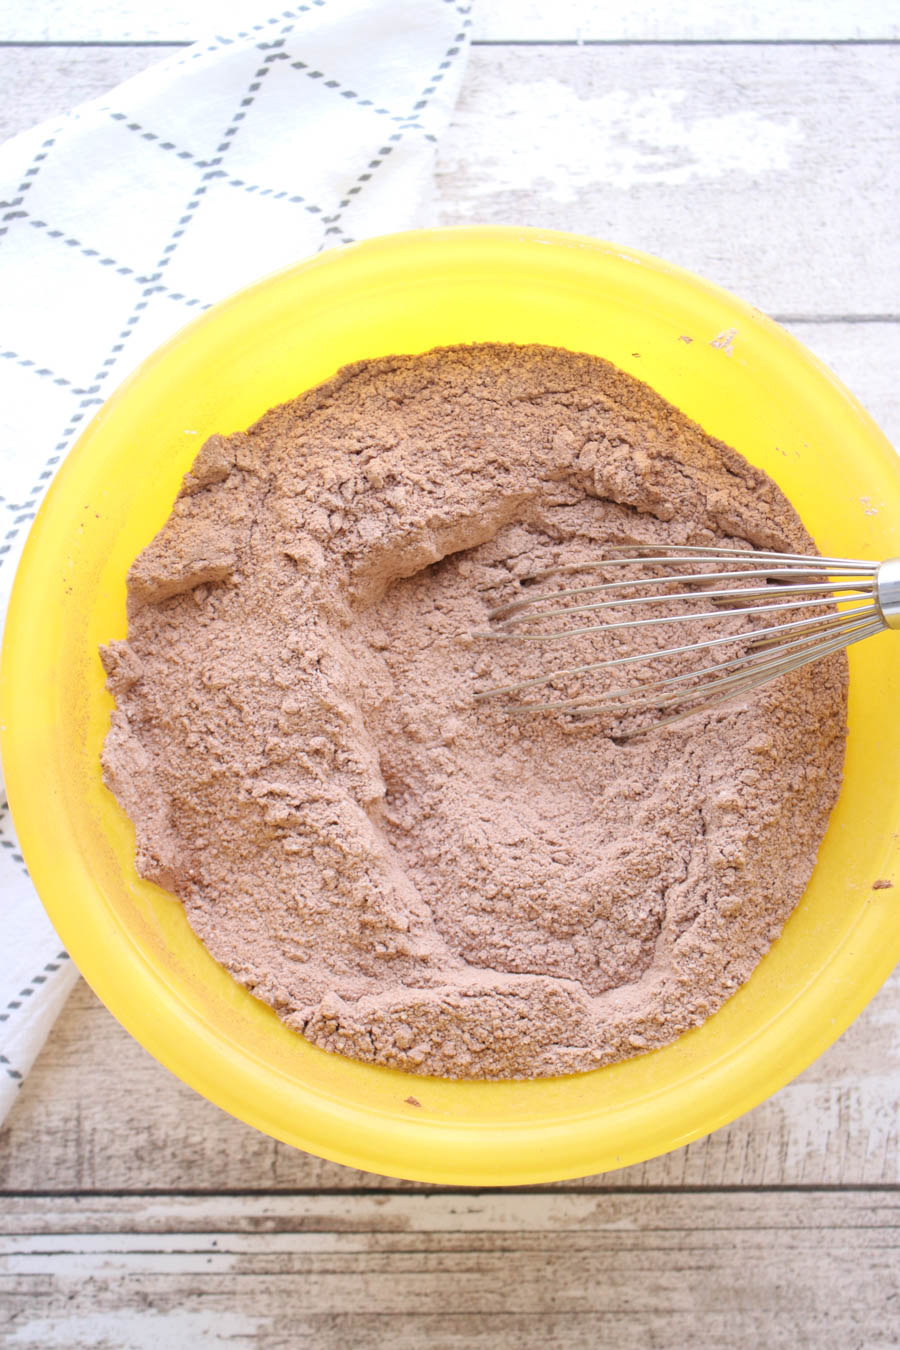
xmin=475 ymin=544 xmax=900 ymax=735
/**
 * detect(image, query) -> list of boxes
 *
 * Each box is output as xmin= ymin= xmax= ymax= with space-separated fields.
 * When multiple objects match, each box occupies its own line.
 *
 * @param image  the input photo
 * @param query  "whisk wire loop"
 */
xmin=475 ymin=545 xmax=897 ymax=736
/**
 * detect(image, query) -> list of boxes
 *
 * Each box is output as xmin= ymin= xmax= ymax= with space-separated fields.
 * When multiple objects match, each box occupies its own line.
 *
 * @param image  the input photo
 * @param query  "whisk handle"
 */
xmin=876 ymin=558 xmax=900 ymax=630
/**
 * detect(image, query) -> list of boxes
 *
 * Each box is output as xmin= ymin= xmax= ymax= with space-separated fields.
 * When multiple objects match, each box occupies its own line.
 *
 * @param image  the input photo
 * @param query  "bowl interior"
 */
xmin=3 ymin=226 xmax=900 ymax=1184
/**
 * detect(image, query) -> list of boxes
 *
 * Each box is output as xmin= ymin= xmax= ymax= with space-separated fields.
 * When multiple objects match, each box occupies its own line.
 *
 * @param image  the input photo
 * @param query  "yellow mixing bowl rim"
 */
xmin=2 ymin=225 xmax=899 ymax=1185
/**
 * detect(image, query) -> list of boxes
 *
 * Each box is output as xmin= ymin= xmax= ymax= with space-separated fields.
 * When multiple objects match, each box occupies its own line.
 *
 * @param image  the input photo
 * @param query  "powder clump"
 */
xmin=101 ymin=343 xmax=847 ymax=1078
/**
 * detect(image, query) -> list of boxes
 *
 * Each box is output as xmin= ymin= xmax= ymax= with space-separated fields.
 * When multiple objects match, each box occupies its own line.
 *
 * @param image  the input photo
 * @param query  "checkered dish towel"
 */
xmin=0 ymin=0 xmax=472 ymax=1123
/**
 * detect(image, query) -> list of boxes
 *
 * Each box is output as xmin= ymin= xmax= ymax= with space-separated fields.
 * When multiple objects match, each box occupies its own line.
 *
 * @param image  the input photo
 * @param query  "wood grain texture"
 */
xmin=434 ymin=44 xmax=900 ymax=318
xmin=4 ymin=42 xmax=898 ymax=330
xmin=0 ymin=45 xmax=178 ymax=142
xmin=3 ymin=972 xmax=899 ymax=1192
xmin=2 ymin=1193 xmax=899 ymax=1349
xmin=1 ymin=0 xmax=897 ymax=43
xmin=787 ymin=321 xmax=900 ymax=445
xmin=478 ymin=0 xmax=900 ymax=42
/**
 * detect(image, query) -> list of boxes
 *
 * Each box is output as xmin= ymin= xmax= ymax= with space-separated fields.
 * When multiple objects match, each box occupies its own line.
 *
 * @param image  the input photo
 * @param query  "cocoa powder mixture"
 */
xmin=101 ymin=343 xmax=847 ymax=1078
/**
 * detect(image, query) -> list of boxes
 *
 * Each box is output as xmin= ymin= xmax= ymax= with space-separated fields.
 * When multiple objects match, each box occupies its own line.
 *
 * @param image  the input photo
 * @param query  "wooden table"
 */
xmin=3 ymin=4 xmax=899 ymax=1345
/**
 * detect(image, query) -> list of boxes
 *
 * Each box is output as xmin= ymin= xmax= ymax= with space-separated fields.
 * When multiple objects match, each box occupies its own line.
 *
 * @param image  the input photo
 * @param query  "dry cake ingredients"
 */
xmin=101 ymin=343 xmax=847 ymax=1078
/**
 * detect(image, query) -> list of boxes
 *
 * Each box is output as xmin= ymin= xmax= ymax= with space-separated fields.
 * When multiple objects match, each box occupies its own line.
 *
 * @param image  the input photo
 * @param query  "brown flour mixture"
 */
xmin=101 ymin=344 xmax=847 ymax=1078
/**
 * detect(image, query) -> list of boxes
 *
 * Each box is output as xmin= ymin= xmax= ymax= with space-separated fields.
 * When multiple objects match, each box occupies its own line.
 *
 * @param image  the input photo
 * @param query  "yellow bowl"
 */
xmin=3 ymin=226 xmax=900 ymax=1184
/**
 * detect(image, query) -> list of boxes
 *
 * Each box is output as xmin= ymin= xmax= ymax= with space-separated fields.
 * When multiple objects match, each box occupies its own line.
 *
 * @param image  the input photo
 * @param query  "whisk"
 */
xmin=475 ymin=544 xmax=900 ymax=735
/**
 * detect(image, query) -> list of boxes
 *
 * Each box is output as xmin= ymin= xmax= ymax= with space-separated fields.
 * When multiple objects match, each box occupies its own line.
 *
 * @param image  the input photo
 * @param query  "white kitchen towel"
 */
xmin=0 ymin=0 xmax=472 ymax=1123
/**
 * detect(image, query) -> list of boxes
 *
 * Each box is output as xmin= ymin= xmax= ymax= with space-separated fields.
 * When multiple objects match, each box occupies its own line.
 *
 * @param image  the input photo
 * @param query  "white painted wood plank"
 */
xmin=2 ymin=1189 xmax=897 ymax=1233
xmin=434 ymin=44 xmax=900 ymax=318
xmin=2 ymin=970 xmax=899 ymax=1190
xmin=0 ymin=1312 xmax=889 ymax=1350
xmin=479 ymin=1 xmax=900 ymax=41
xmin=787 ymin=322 xmax=900 ymax=445
xmin=1 ymin=0 xmax=897 ymax=43
xmin=0 ymin=45 xmax=175 ymax=143
xmin=2 ymin=1195 xmax=898 ymax=1349
xmin=3 ymin=45 xmax=898 ymax=327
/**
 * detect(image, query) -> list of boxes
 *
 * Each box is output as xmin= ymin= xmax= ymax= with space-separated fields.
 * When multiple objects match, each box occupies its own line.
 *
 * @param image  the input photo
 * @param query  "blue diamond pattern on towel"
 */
xmin=2 ymin=219 xmax=149 ymax=389
xmin=219 ymin=58 xmax=404 ymax=195
xmin=0 ymin=362 xmax=84 ymax=512
xmin=22 ymin=119 xmax=202 ymax=279
xmin=162 ymin=182 xmax=329 ymax=301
